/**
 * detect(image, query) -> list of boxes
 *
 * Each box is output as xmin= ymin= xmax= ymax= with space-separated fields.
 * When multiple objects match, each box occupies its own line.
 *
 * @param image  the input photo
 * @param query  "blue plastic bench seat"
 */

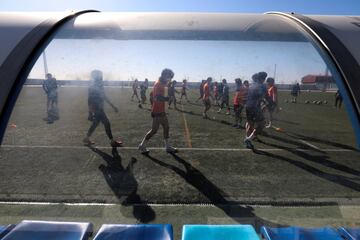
xmin=338 ymin=227 xmax=360 ymax=240
xmin=93 ymin=224 xmax=173 ymax=240
xmin=182 ymin=225 xmax=259 ymax=240
xmin=0 ymin=225 xmax=15 ymax=239
xmin=1 ymin=220 xmax=92 ymax=240
xmin=261 ymin=226 xmax=343 ymax=240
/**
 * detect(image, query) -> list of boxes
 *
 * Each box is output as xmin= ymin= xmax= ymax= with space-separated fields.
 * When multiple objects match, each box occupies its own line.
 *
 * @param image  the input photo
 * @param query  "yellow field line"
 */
xmin=180 ymin=103 xmax=192 ymax=148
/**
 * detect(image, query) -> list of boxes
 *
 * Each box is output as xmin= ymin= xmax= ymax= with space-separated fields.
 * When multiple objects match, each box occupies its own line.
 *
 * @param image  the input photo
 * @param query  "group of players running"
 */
xmin=82 ymin=69 xmax=178 ymax=152
xmin=187 ymin=71 xmax=278 ymax=149
xmin=80 ymin=68 xmax=279 ymax=152
xmin=39 ymin=67 xmax=284 ymax=152
xmin=40 ymin=68 xmax=344 ymax=152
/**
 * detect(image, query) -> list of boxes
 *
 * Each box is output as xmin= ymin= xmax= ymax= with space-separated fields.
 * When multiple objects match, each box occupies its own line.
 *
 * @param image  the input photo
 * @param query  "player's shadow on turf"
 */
xmin=177 ymin=108 xmax=203 ymax=117
xmin=90 ymin=147 xmax=155 ymax=223
xmin=253 ymin=148 xmax=360 ymax=192
xmin=272 ymin=118 xmax=300 ymax=125
xmin=258 ymin=137 xmax=360 ymax=177
xmin=262 ymin=133 xmax=325 ymax=153
xmin=260 ymin=134 xmax=360 ymax=176
xmin=144 ymin=152 xmax=281 ymax=230
xmin=176 ymin=107 xmax=234 ymax=126
xmin=188 ymin=102 xmax=206 ymax=107
xmin=291 ymin=133 xmax=358 ymax=151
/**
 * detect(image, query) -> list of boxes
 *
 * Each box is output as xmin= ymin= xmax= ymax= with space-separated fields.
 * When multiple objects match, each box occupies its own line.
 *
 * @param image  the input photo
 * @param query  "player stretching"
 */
xmin=244 ymin=72 xmax=273 ymax=149
xmin=202 ymin=77 xmax=212 ymax=119
xmin=233 ymin=79 xmax=249 ymax=128
xmin=83 ymin=70 xmax=122 ymax=147
xmin=138 ymin=69 xmax=178 ymax=154
xmin=131 ymin=79 xmax=140 ymax=102
xmin=180 ymin=79 xmax=189 ymax=103
xmin=217 ymin=79 xmax=230 ymax=115
xmin=42 ymin=73 xmax=59 ymax=124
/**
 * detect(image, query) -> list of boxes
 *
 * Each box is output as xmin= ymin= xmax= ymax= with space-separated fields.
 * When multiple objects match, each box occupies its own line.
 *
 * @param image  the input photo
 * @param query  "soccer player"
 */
xmin=83 ymin=70 xmax=122 ymax=147
xmin=202 ymin=77 xmax=212 ymax=119
xmin=140 ymin=78 xmax=149 ymax=104
xmin=196 ymin=80 xmax=206 ymax=102
xmin=233 ymin=79 xmax=249 ymax=128
xmin=213 ymin=81 xmax=219 ymax=106
xmin=235 ymin=78 xmax=242 ymax=91
xmin=131 ymin=79 xmax=140 ymax=102
xmin=168 ymin=80 xmax=179 ymax=110
xmin=180 ymin=79 xmax=189 ymax=103
xmin=244 ymin=72 xmax=273 ymax=149
xmin=217 ymin=79 xmax=231 ymax=115
xmin=265 ymin=77 xmax=278 ymax=127
xmin=42 ymin=73 xmax=59 ymax=124
xmin=291 ymin=83 xmax=301 ymax=103
xmin=149 ymin=90 xmax=154 ymax=106
xmin=335 ymin=89 xmax=343 ymax=109
xmin=138 ymin=68 xmax=178 ymax=154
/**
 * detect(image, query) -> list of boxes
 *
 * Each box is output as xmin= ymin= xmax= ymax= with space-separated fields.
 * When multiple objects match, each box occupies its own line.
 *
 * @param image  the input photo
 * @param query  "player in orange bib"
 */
xmin=265 ymin=77 xmax=278 ymax=127
xmin=138 ymin=68 xmax=178 ymax=154
xmin=233 ymin=79 xmax=249 ymax=128
xmin=202 ymin=77 xmax=212 ymax=119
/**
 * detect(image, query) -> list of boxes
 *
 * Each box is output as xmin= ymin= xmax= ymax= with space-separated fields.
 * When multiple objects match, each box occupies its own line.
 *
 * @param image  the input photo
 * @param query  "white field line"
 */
xmin=0 ymin=201 xmax=210 ymax=207
xmin=298 ymin=140 xmax=322 ymax=150
xmin=0 ymin=201 xmax=359 ymax=208
xmin=0 ymin=145 xmax=356 ymax=152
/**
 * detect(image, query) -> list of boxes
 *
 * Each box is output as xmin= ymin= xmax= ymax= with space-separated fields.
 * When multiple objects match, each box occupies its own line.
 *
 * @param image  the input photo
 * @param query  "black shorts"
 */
xmin=246 ymin=107 xmax=264 ymax=123
xmin=47 ymin=94 xmax=58 ymax=102
xmin=234 ymin=104 xmax=243 ymax=117
xmin=151 ymin=112 xmax=166 ymax=118
xmin=221 ymin=97 xmax=229 ymax=106
xmin=203 ymin=99 xmax=211 ymax=107
xmin=92 ymin=109 xmax=109 ymax=123
xmin=267 ymin=102 xmax=277 ymax=112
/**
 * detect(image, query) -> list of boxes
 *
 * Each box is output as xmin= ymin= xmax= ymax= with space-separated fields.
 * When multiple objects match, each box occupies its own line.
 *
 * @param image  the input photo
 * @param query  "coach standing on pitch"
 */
xmin=83 ymin=70 xmax=122 ymax=147
xmin=42 ymin=73 xmax=59 ymax=124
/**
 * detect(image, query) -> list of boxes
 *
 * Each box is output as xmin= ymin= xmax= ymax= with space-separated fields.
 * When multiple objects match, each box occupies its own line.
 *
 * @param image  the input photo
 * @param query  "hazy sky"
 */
xmin=4 ymin=0 xmax=347 ymax=83
xmin=28 ymin=39 xmax=327 ymax=83
xmin=1 ymin=0 xmax=359 ymax=15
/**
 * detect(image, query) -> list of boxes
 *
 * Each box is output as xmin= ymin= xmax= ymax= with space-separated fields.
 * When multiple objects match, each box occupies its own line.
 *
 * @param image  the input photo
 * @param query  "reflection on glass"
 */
xmin=1 ymin=13 xmax=359 ymax=236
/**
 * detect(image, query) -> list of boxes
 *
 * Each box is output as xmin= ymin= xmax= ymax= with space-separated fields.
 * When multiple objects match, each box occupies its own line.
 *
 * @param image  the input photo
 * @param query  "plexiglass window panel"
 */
xmin=0 ymin=13 xmax=359 ymax=238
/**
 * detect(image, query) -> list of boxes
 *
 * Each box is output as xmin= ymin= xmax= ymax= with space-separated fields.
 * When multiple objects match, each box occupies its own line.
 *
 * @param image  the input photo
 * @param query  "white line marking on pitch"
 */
xmin=298 ymin=140 xmax=321 ymax=150
xmin=0 ymin=201 xmax=359 ymax=208
xmin=0 ymin=145 xmax=356 ymax=152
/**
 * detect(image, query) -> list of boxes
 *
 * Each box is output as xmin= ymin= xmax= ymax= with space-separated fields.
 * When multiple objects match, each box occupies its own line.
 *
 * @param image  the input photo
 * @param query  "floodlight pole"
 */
xmin=42 ymin=51 xmax=48 ymax=77
xmin=274 ymin=64 xmax=277 ymax=79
